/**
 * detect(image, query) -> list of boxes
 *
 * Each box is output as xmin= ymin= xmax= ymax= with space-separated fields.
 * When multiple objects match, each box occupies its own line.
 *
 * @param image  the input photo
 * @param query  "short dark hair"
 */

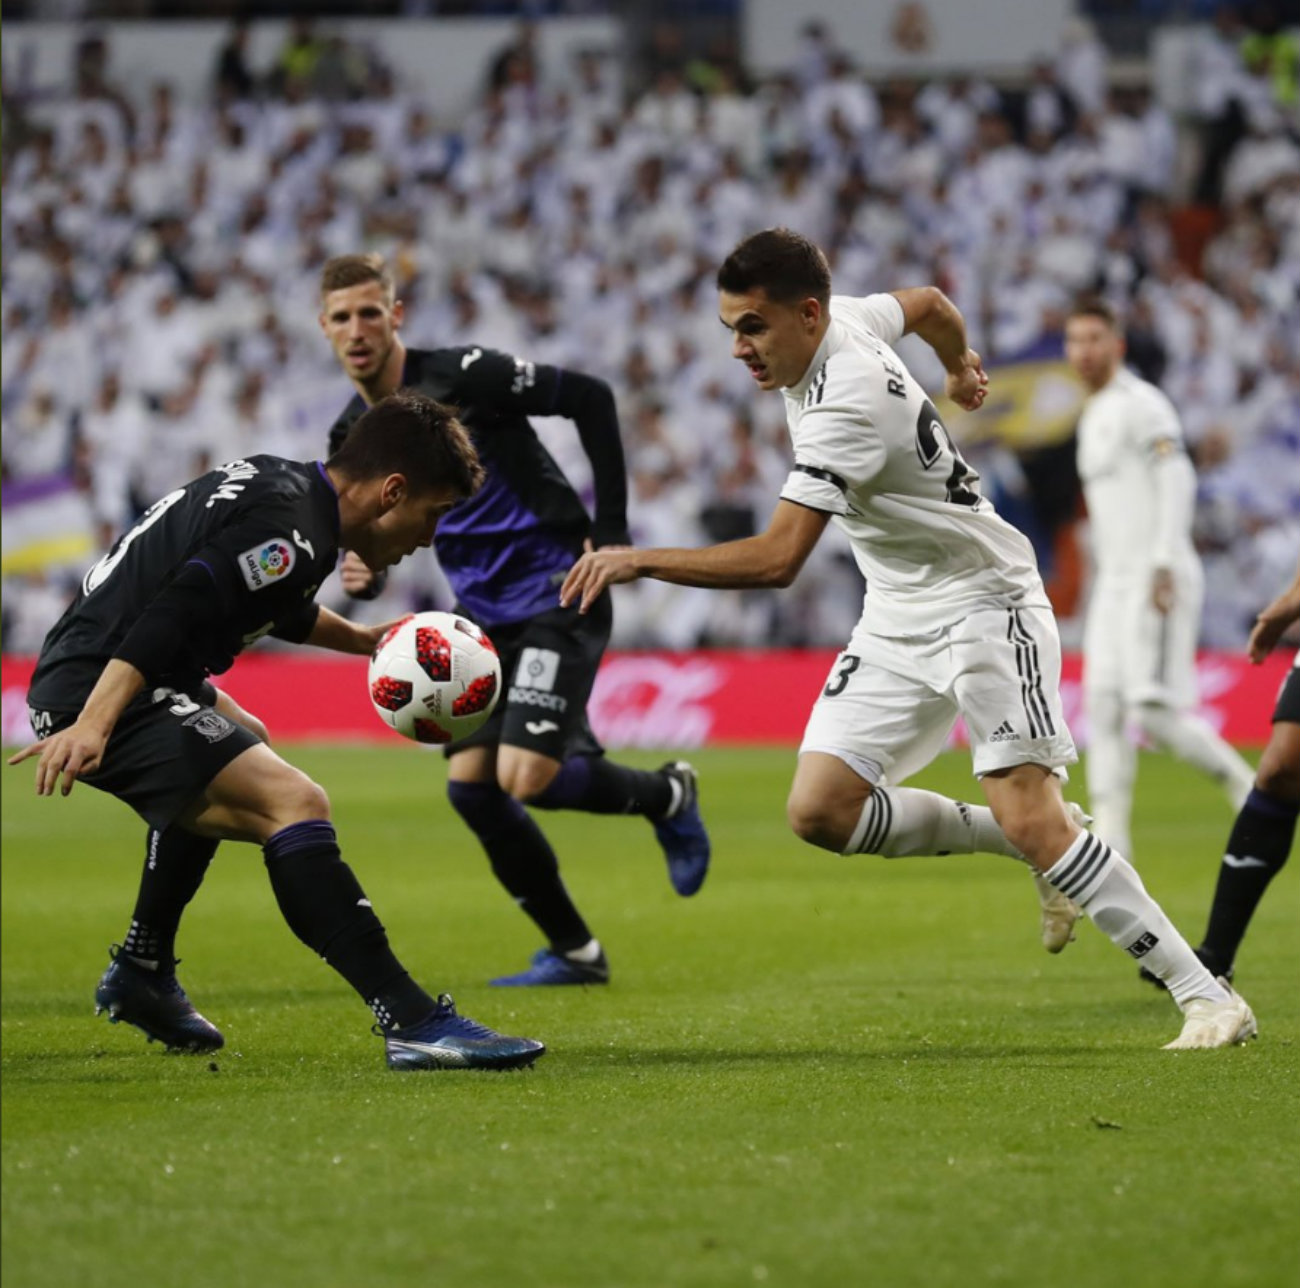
xmin=320 ymin=252 xmax=393 ymax=299
xmin=716 ymin=228 xmax=832 ymax=306
xmin=1067 ymin=296 xmax=1120 ymax=330
xmin=327 ymin=390 xmax=484 ymax=500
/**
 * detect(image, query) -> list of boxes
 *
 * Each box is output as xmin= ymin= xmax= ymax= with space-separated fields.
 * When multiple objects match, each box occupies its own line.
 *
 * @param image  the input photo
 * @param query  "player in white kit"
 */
xmin=562 ymin=229 xmax=1255 ymax=1049
xmin=1065 ymin=299 xmax=1254 ymax=859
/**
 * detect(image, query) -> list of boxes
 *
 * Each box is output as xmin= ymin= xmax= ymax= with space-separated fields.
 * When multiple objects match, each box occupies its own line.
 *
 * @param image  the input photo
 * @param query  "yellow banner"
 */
xmin=941 ymin=359 xmax=1088 ymax=449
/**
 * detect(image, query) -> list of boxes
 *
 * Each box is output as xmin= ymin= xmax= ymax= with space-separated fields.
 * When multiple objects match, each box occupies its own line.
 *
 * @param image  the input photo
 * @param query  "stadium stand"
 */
xmin=2 ymin=9 xmax=1297 ymax=652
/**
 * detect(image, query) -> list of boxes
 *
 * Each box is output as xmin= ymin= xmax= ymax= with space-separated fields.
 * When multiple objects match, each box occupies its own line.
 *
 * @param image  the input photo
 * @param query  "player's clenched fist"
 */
xmin=560 ymin=549 xmax=640 ymax=614
xmin=944 ymin=349 xmax=989 ymax=412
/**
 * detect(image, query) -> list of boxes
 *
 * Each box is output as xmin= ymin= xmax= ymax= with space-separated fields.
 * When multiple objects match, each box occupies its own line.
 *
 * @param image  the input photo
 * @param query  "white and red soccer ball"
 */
xmin=368 ymin=611 xmax=502 ymax=744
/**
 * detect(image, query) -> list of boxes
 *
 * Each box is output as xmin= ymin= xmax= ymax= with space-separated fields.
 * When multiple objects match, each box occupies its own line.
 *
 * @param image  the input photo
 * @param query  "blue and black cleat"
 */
xmin=94 ymin=945 xmax=224 ymax=1053
xmin=380 ymin=994 xmax=546 ymax=1070
xmin=653 ymin=761 xmax=711 ymax=896
xmin=490 ymin=946 xmax=610 ymax=987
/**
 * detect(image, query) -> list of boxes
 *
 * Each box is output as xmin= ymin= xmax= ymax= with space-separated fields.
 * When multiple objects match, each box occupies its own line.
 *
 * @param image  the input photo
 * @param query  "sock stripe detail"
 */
xmin=857 ymin=789 xmax=892 ymax=854
xmin=1053 ymin=834 xmax=1113 ymax=899
xmin=1053 ymin=833 xmax=1104 ymax=895
xmin=264 ymin=819 xmax=338 ymax=859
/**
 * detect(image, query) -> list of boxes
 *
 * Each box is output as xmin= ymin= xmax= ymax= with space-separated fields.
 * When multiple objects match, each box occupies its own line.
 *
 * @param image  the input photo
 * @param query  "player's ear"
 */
xmin=800 ymin=297 xmax=822 ymax=331
xmin=392 ymin=298 xmax=405 ymax=330
xmin=380 ymin=472 xmax=407 ymax=510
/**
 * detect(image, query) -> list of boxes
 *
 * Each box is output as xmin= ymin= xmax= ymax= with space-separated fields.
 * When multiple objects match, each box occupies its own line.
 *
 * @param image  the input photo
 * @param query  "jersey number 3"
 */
xmin=915 ymin=400 xmax=979 ymax=507
xmin=82 ymin=488 xmax=187 ymax=596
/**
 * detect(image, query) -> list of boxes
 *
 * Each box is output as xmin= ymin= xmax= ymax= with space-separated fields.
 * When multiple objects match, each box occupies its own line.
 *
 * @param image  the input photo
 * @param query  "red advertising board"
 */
xmin=2 ymin=649 xmax=1288 ymax=749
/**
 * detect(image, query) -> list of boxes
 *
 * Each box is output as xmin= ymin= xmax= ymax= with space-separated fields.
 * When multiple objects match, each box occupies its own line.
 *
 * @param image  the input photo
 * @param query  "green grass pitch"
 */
xmin=3 ymin=745 xmax=1297 ymax=1288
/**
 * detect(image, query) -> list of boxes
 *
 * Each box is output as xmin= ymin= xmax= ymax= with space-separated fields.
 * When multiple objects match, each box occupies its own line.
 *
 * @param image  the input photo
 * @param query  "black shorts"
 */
xmin=29 ymin=681 xmax=262 ymax=831
xmin=446 ymin=596 xmax=611 ymax=762
xmin=1273 ymin=654 xmax=1300 ymax=725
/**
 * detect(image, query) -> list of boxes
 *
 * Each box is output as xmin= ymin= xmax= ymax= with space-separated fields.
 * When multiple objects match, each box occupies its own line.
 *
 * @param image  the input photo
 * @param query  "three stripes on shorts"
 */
xmin=1007 ymin=609 xmax=1055 ymax=740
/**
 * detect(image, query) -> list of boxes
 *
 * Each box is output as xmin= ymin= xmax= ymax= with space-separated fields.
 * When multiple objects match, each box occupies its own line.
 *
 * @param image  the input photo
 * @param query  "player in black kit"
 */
xmin=319 ymin=254 xmax=711 ymax=987
xmin=10 ymin=392 xmax=544 ymax=1071
xmin=1143 ymin=559 xmax=1300 ymax=988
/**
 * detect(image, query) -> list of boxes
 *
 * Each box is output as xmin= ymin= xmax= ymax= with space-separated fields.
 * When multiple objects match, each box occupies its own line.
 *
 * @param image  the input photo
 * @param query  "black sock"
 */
xmin=1200 ymin=787 xmax=1297 ymax=971
xmin=262 ymin=821 xmax=435 ymax=1029
xmin=446 ymin=781 xmax=592 ymax=952
xmin=530 ymin=755 xmax=674 ymax=818
xmin=122 ymin=827 xmax=219 ymax=969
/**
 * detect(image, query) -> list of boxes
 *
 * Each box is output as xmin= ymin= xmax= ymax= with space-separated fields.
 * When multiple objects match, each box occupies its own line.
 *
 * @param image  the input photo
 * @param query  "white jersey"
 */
xmin=779 ymin=293 xmax=1048 ymax=637
xmin=1076 ymin=367 xmax=1198 ymax=587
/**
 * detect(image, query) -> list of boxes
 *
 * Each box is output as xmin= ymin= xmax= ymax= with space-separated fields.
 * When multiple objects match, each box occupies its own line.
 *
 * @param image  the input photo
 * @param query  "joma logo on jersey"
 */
xmin=238 ymin=538 xmax=296 ymax=591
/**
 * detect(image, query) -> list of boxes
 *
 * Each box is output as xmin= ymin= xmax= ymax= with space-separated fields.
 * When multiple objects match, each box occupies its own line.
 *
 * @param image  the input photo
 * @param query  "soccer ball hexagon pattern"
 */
xmin=368 ymin=611 xmax=502 ymax=744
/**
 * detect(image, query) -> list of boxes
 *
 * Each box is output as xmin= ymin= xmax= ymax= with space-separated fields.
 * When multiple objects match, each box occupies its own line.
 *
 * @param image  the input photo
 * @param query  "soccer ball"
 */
xmin=368 ymin=611 xmax=502 ymax=744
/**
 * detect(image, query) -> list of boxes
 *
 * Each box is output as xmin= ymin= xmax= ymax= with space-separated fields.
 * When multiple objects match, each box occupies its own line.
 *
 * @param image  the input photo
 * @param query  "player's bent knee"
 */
xmin=1255 ymin=747 xmax=1300 ymax=803
xmin=786 ymin=793 xmax=841 ymax=851
xmin=256 ymin=767 xmax=331 ymax=828
xmin=498 ymin=758 xmax=559 ymax=802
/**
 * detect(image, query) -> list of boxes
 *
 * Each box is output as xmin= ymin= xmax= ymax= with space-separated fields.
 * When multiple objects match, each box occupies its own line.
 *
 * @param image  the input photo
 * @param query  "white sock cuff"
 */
xmin=1046 ymin=830 xmax=1115 ymax=903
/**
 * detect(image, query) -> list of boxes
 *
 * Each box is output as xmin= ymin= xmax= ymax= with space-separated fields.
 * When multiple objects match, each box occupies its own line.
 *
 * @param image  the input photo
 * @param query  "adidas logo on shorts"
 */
xmin=989 ymin=721 xmax=1020 ymax=743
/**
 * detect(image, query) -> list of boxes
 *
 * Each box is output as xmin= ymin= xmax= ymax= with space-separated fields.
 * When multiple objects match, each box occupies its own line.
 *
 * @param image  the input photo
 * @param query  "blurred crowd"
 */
xmin=2 ymin=13 xmax=1298 ymax=654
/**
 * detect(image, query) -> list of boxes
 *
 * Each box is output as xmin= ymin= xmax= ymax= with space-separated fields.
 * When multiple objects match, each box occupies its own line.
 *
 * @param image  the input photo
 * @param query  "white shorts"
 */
xmin=1084 ymin=568 xmax=1201 ymax=709
xmin=800 ymin=605 xmax=1079 ymax=784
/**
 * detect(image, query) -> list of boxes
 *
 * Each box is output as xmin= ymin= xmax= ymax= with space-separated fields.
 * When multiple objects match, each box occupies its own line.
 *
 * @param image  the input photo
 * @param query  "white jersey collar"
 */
xmin=784 ymin=318 xmax=843 ymax=400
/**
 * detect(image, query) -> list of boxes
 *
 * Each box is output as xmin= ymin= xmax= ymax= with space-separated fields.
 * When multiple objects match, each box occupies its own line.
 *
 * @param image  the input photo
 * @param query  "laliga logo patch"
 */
xmin=259 ymin=542 xmax=292 ymax=576
xmin=238 ymin=537 xmax=296 ymax=591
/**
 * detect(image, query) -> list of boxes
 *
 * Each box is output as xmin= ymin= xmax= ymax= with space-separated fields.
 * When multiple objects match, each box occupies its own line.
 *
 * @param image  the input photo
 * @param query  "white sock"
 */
xmin=1044 ymin=831 xmax=1228 ymax=1007
xmin=1086 ymin=688 xmax=1135 ymax=856
xmin=1137 ymin=705 xmax=1256 ymax=809
xmin=564 ymin=938 xmax=603 ymax=964
xmin=845 ymin=787 xmax=1024 ymax=861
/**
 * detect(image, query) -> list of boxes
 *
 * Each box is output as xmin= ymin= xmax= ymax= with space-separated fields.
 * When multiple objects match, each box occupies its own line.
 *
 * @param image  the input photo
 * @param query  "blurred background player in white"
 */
xmin=564 ymin=229 xmax=1255 ymax=1050
xmin=1065 ymin=299 xmax=1255 ymax=860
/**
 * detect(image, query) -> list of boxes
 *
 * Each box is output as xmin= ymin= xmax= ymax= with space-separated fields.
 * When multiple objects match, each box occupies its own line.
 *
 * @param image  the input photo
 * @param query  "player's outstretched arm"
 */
xmin=890 ymin=286 xmax=988 ymax=412
xmin=8 ymin=659 xmax=145 ymax=796
xmin=560 ymin=500 xmax=830 ymax=614
xmin=1248 ymin=559 xmax=1300 ymax=664
xmin=305 ymin=606 xmax=408 ymax=656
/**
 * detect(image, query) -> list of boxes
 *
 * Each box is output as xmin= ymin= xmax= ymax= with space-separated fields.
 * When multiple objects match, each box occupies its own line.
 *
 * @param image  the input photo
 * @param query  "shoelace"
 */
xmin=433 ymin=994 xmax=500 ymax=1040
xmin=377 ymin=995 xmax=499 ymax=1042
xmin=111 ymin=946 xmax=186 ymax=996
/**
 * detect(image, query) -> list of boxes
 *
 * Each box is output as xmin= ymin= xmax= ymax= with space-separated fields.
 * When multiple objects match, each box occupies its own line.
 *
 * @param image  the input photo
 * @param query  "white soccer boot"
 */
xmin=1034 ymin=873 xmax=1083 ymax=954
xmin=1032 ymin=802 xmax=1091 ymax=953
xmin=1163 ymin=981 xmax=1258 ymax=1050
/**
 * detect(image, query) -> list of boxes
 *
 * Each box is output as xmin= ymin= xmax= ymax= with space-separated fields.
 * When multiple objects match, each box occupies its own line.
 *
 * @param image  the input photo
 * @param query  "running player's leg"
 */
xmin=1083 ymin=594 xmax=1135 ymax=856
xmin=1130 ymin=568 xmax=1254 ymax=808
xmin=789 ymin=634 xmax=1024 ymax=861
xmin=117 ymin=686 xmax=267 ymax=975
xmin=446 ymin=743 xmax=607 ymax=983
xmin=497 ymin=601 xmax=709 ymax=896
xmin=437 ymin=615 xmax=607 ymax=984
xmin=187 ymin=739 xmax=544 ymax=1066
xmin=1196 ymin=664 xmax=1300 ymax=977
xmin=971 ymin=609 xmax=1254 ymax=1047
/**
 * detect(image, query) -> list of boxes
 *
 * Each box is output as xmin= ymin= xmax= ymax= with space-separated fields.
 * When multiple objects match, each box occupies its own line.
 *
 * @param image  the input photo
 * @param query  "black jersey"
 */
xmin=328 ymin=347 xmax=627 ymax=630
xmin=29 ymin=457 xmax=340 ymax=708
